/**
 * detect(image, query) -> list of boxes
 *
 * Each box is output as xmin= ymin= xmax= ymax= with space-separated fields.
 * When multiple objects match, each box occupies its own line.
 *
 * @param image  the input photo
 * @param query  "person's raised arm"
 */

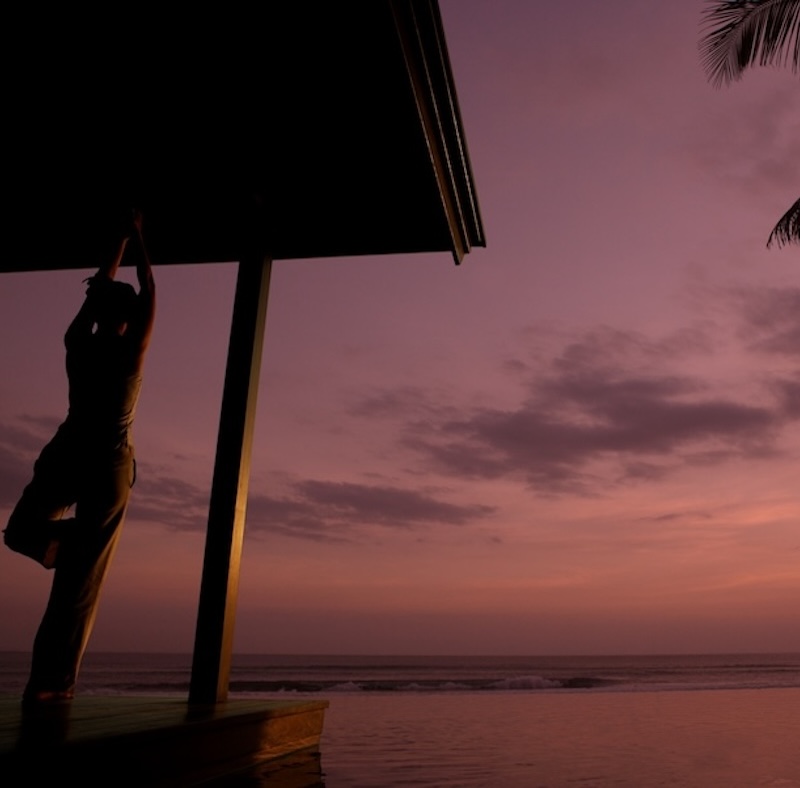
xmin=127 ymin=209 xmax=156 ymax=366
xmin=95 ymin=228 xmax=130 ymax=282
xmin=65 ymin=224 xmax=130 ymax=347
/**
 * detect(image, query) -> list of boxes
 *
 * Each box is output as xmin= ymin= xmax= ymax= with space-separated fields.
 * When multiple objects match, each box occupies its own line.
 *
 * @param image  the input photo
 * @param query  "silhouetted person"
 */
xmin=3 ymin=209 xmax=155 ymax=703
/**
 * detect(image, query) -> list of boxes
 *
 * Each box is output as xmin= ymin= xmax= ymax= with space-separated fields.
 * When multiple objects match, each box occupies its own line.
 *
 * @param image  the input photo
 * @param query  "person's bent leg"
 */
xmin=4 ymin=436 xmax=75 ymax=569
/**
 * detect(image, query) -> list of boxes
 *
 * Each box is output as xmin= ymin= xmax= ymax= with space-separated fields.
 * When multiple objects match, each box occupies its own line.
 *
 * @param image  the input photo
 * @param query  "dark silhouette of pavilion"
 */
xmin=2 ymin=1 xmax=483 ymax=781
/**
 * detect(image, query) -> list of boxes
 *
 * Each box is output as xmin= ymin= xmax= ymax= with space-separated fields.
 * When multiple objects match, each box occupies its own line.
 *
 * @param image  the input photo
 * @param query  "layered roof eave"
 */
xmin=1 ymin=1 xmax=484 ymax=273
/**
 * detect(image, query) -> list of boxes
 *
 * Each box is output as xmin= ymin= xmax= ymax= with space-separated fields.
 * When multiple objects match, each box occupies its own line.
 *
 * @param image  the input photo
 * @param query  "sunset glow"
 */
xmin=1 ymin=0 xmax=798 ymax=657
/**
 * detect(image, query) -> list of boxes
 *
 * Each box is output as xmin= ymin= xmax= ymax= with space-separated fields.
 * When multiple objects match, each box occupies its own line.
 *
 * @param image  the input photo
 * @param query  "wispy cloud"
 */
xmin=0 ymin=444 xmax=31 ymax=508
xmin=127 ymin=471 xmax=211 ymax=532
xmin=129 ymin=465 xmax=495 ymax=544
xmin=355 ymin=321 xmax=798 ymax=497
xmin=689 ymin=83 xmax=800 ymax=199
xmin=247 ymin=480 xmax=496 ymax=543
xmin=732 ymin=285 xmax=800 ymax=357
xmin=0 ymin=416 xmax=63 ymax=506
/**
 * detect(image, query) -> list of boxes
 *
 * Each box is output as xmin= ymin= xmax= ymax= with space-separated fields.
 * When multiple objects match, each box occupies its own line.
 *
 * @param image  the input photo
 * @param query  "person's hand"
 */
xmin=131 ymin=208 xmax=144 ymax=235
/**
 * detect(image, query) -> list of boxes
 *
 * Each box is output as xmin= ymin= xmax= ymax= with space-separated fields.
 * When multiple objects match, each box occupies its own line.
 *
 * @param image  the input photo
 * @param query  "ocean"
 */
xmin=2 ymin=652 xmax=800 ymax=786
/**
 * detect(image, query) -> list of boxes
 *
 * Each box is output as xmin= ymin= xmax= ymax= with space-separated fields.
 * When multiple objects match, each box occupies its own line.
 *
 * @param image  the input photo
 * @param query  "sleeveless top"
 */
xmin=62 ymin=331 xmax=143 ymax=451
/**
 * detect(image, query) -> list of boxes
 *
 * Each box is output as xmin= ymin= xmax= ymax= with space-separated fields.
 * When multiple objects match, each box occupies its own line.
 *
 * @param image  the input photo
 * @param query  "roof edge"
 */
xmin=390 ymin=0 xmax=486 ymax=264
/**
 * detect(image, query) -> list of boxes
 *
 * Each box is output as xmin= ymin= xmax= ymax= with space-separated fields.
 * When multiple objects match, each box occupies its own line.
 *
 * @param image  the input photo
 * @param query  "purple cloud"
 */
xmin=127 ymin=471 xmax=211 ymax=532
xmin=247 ymin=480 xmax=495 ymax=543
xmin=0 ymin=416 xmax=64 ymax=507
xmin=127 ymin=467 xmax=496 ymax=543
xmin=356 ymin=324 xmax=797 ymax=496
xmin=733 ymin=286 xmax=800 ymax=356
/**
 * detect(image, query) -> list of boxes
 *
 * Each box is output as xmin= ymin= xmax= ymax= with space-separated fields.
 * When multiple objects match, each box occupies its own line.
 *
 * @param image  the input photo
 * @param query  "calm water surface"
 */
xmin=3 ymin=653 xmax=799 ymax=786
xmin=316 ymin=689 xmax=800 ymax=787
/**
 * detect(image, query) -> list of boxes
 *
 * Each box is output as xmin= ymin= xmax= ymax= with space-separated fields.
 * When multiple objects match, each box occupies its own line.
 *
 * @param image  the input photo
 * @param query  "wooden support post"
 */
xmin=189 ymin=254 xmax=272 ymax=705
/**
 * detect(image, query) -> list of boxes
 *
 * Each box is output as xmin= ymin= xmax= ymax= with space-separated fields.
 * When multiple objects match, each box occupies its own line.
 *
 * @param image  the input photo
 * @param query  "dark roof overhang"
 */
xmin=3 ymin=0 xmax=484 ymax=272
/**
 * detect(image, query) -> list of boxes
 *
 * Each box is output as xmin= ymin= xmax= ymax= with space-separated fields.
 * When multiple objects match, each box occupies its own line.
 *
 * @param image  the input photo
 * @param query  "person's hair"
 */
xmin=95 ymin=280 xmax=138 ymax=327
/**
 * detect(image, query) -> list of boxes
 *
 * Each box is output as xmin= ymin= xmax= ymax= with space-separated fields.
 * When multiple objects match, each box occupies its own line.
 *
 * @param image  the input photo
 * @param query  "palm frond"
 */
xmin=700 ymin=0 xmax=800 ymax=86
xmin=766 ymin=197 xmax=800 ymax=247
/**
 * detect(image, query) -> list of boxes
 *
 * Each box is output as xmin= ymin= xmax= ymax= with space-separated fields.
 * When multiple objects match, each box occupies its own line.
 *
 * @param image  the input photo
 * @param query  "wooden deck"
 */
xmin=0 ymin=695 xmax=328 ymax=786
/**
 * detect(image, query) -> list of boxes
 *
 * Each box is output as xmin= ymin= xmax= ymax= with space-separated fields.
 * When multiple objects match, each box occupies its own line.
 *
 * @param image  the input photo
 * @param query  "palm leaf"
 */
xmin=766 ymin=197 xmax=800 ymax=246
xmin=700 ymin=0 xmax=800 ymax=86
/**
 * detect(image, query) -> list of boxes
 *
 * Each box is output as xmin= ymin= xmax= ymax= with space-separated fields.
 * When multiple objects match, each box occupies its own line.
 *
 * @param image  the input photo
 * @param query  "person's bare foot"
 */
xmin=3 ymin=526 xmax=59 ymax=569
xmin=22 ymin=689 xmax=75 ymax=705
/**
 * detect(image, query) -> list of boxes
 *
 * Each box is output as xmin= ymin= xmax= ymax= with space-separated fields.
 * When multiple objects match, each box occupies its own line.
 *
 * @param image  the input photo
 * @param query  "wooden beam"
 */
xmin=189 ymin=255 xmax=272 ymax=705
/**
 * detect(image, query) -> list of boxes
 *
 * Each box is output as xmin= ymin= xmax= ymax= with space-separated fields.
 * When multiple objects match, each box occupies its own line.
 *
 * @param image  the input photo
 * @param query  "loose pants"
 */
xmin=6 ymin=427 xmax=135 ymax=695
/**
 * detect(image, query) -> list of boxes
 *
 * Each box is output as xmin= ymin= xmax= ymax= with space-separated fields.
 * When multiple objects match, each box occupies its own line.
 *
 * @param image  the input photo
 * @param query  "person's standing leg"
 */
xmin=24 ymin=445 xmax=135 ymax=699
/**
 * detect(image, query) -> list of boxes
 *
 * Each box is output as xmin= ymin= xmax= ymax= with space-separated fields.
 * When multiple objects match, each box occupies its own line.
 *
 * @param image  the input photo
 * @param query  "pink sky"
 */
xmin=2 ymin=0 xmax=799 ymax=656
